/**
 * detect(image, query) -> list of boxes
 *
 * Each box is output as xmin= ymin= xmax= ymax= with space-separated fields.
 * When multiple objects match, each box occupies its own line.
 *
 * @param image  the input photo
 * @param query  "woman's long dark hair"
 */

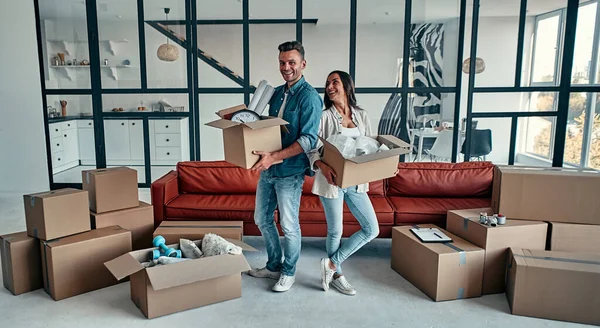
xmin=324 ymin=70 xmax=361 ymax=110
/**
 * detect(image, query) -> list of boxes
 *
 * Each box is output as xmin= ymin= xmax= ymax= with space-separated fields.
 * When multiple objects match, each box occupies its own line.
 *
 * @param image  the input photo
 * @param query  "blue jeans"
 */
xmin=320 ymin=187 xmax=379 ymax=274
xmin=254 ymin=170 xmax=304 ymax=276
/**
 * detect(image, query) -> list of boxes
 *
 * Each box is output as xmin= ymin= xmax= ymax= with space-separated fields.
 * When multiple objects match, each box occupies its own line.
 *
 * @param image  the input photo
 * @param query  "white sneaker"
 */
xmin=320 ymin=258 xmax=336 ymax=291
xmin=247 ymin=267 xmax=280 ymax=280
xmin=272 ymin=274 xmax=295 ymax=292
xmin=331 ymin=276 xmax=356 ymax=296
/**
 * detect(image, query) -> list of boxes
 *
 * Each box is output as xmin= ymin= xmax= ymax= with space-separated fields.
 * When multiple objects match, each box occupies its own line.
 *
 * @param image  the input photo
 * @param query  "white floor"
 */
xmin=53 ymin=166 xmax=175 ymax=184
xmin=0 ymin=191 xmax=588 ymax=328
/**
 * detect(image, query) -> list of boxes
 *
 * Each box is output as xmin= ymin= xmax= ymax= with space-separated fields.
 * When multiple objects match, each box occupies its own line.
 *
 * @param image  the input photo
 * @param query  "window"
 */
xmin=524 ymin=1 xmax=600 ymax=168
xmin=530 ymin=12 xmax=561 ymax=85
xmin=571 ymin=2 xmax=597 ymax=85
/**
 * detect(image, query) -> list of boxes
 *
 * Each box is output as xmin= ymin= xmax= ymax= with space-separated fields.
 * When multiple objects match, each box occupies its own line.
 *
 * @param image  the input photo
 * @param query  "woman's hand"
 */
xmin=316 ymin=160 xmax=337 ymax=185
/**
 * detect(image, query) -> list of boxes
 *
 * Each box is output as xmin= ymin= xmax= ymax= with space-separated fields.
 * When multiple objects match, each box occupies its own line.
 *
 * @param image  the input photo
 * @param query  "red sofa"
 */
xmin=151 ymin=161 xmax=494 ymax=237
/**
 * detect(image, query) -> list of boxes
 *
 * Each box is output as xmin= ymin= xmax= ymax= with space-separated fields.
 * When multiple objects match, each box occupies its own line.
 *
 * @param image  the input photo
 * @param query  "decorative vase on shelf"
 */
xmin=60 ymin=100 xmax=68 ymax=117
xmin=57 ymin=53 xmax=65 ymax=65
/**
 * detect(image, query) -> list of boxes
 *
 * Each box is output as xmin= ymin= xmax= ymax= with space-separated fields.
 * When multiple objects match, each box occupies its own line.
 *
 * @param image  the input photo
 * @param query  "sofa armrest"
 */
xmin=151 ymin=170 xmax=180 ymax=228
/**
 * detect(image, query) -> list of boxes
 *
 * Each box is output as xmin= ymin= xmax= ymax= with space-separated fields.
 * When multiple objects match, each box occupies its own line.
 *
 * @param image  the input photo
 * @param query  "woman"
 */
xmin=307 ymin=70 xmax=380 ymax=296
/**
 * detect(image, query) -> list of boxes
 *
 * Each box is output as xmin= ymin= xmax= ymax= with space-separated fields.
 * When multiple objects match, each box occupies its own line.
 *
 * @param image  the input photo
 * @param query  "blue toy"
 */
xmin=151 ymin=235 xmax=182 ymax=260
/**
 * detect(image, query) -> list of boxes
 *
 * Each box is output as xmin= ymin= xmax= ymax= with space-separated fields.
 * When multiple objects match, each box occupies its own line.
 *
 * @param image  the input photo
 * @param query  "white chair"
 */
xmin=425 ymin=130 xmax=454 ymax=161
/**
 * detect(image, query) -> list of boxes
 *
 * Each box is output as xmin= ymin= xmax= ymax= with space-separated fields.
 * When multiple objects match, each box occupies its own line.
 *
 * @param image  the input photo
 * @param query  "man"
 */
xmin=248 ymin=41 xmax=322 ymax=292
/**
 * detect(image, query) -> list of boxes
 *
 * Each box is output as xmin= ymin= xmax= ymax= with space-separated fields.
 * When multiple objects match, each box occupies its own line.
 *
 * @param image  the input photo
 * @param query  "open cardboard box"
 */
xmin=104 ymin=238 xmax=257 ymax=319
xmin=321 ymin=135 xmax=411 ymax=188
xmin=205 ymin=104 xmax=288 ymax=169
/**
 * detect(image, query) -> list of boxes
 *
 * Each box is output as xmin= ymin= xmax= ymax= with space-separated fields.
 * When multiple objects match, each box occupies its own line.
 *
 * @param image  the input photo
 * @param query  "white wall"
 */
xmin=0 ymin=1 xmax=49 ymax=192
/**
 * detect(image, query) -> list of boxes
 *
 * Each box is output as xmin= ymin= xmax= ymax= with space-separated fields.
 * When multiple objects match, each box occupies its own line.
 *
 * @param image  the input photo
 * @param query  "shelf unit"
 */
xmin=49 ymin=65 xmax=136 ymax=80
xmin=47 ymin=39 xmax=129 ymax=55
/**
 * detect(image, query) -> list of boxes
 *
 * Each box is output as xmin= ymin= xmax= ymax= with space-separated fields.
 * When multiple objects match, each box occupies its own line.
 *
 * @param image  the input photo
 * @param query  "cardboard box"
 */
xmin=492 ymin=166 xmax=600 ymax=225
xmin=1 ymin=232 xmax=43 ymax=295
xmin=205 ymin=104 xmax=288 ymax=169
xmin=548 ymin=222 xmax=600 ymax=254
xmin=105 ymin=238 xmax=257 ymax=319
xmin=391 ymin=225 xmax=484 ymax=301
xmin=446 ymin=208 xmax=547 ymax=295
xmin=24 ymin=188 xmax=91 ymax=241
xmin=153 ymin=221 xmax=243 ymax=244
xmin=82 ymin=167 xmax=139 ymax=213
xmin=41 ymin=226 xmax=132 ymax=301
xmin=91 ymin=201 xmax=154 ymax=250
xmin=321 ymin=135 xmax=411 ymax=188
xmin=506 ymin=248 xmax=600 ymax=326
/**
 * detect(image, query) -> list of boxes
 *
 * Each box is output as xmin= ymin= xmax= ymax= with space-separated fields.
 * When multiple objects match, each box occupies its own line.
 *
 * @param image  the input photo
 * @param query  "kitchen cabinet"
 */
xmin=49 ymin=118 xmax=189 ymax=173
xmin=78 ymin=120 xmax=95 ymax=165
xmin=49 ymin=121 xmax=79 ymax=173
xmin=128 ymin=120 xmax=144 ymax=163
xmin=104 ymin=120 xmax=131 ymax=162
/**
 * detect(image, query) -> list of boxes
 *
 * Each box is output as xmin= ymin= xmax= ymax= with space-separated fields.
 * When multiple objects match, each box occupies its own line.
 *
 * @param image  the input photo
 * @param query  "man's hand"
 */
xmin=315 ymin=160 xmax=337 ymax=185
xmin=251 ymin=150 xmax=278 ymax=172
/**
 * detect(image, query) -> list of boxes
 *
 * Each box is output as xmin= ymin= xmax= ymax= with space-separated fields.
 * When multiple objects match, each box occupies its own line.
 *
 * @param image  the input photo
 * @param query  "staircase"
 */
xmin=147 ymin=21 xmax=249 ymax=87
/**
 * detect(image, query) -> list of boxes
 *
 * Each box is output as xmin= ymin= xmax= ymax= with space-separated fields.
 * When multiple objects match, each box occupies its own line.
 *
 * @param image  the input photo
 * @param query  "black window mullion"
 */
xmin=514 ymin=0 xmax=528 ymax=87
xmin=452 ymin=0 xmax=468 ymax=162
xmin=464 ymin=0 xmax=481 ymax=161
xmin=296 ymin=0 xmax=302 ymax=42
xmin=553 ymin=0 xmax=580 ymax=167
xmin=137 ymin=0 xmax=147 ymax=90
xmin=349 ymin=0 xmax=357 ymax=81
xmin=85 ymin=0 xmax=106 ymax=169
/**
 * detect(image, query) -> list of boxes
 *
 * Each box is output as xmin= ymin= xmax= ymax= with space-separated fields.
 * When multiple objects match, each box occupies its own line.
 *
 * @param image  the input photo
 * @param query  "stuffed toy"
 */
xmin=201 ymin=233 xmax=243 ymax=256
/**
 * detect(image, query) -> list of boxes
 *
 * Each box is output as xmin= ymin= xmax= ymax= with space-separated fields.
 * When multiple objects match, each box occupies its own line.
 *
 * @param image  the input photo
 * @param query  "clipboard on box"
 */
xmin=410 ymin=227 xmax=453 ymax=243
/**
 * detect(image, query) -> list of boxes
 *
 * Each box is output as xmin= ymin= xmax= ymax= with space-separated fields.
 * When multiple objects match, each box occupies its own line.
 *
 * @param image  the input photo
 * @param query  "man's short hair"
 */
xmin=278 ymin=41 xmax=305 ymax=59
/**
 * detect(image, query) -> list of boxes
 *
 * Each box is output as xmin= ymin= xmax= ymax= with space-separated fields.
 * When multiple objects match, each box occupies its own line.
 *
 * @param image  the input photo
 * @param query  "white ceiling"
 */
xmin=38 ymin=0 xmax=570 ymax=23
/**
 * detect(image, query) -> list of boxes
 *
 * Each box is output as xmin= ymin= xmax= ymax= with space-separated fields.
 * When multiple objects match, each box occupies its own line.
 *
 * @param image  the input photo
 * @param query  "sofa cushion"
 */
xmin=388 ymin=162 xmax=494 ymax=197
xmin=298 ymin=195 xmax=394 ymax=225
xmin=165 ymin=194 xmax=262 ymax=223
xmin=388 ymin=196 xmax=491 ymax=225
xmin=302 ymin=175 xmax=386 ymax=196
xmin=177 ymin=161 xmax=260 ymax=194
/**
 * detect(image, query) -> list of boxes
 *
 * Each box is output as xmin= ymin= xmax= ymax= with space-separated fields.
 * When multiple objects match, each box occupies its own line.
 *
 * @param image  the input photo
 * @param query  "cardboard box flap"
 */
xmin=244 ymin=117 xmax=288 ymax=130
xmin=346 ymin=147 xmax=407 ymax=164
xmin=216 ymin=104 xmax=247 ymax=118
xmin=205 ymin=119 xmax=241 ymax=130
xmin=146 ymin=254 xmax=251 ymax=291
xmin=377 ymin=135 xmax=412 ymax=150
xmin=104 ymin=253 xmax=146 ymax=281
xmin=226 ymin=238 xmax=258 ymax=252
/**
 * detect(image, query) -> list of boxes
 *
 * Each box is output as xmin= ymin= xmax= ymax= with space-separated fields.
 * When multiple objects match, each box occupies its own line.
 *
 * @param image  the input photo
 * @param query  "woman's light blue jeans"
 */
xmin=319 ymin=186 xmax=379 ymax=274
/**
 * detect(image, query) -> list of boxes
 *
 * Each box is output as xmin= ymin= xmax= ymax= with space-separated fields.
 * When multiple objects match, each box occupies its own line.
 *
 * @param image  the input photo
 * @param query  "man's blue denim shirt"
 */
xmin=267 ymin=76 xmax=322 ymax=178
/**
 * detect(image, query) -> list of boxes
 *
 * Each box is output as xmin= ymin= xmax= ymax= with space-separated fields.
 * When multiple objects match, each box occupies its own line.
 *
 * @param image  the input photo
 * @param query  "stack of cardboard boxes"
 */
xmin=391 ymin=165 xmax=600 ymax=326
xmin=0 ymin=166 xmax=257 ymax=319
xmin=0 ymin=167 xmax=153 ymax=300
xmin=84 ymin=167 xmax=154 ymax=250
